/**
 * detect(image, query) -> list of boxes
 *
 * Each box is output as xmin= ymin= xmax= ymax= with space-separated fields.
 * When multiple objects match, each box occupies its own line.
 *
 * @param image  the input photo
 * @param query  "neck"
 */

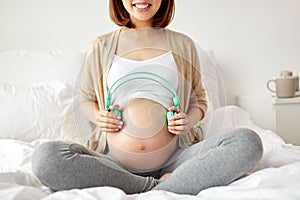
xmin=131 ymin=18 xmax=152 ymax=28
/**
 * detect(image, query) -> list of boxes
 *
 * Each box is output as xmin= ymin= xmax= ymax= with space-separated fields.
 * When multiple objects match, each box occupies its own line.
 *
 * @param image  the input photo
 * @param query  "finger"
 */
xmin=168 ymin=128 xmax=184 ymax=135
xmin=168 ymin=122 xmax=188 ymax=135
xmin=97 ymin=115 xmax=120 ymax=125
xmin=97 ymin=117 xmax=123 ymax=132
xmin=172 ymin=112 xmax=187 ymax=120
xmin=168 ymin=113 xmax=187 ymax=122
xmin=100 ymin=110 xmax=121 ymax=120
xmin=169 ymin=118 xmax=187 ymax=127
xmin=168 ymin=125 xmax=186 ymax=131
xmin=98 ymin=118 xmax=123 ymax=128
xmin=109 ymin=104 xmax=123 ymax=112
xmin=98 ymin=122 xmax=123 ymax=132
xmin=101 ymin=127 xmax=121 ymax=133
xmin=168 ymin=106 xmax=180 ymax=113
xmin=175 ymin=118 xmax=188 ymax=126
xmin=98 ymin=121 xmax=123 ymax=129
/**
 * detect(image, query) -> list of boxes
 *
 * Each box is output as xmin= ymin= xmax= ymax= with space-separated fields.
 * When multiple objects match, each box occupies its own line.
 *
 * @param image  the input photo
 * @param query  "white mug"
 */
xmin=279 ymin=70 xmax=299 ymax=91
xmin=280 ymin=70 xmax=293 ymax=77
xmin=267 ymin=76 xmax=297 ymax=98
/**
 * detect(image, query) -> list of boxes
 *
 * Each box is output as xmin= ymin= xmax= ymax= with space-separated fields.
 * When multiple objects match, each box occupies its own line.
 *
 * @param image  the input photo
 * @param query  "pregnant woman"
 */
xmin=32 ymin=0 xmax=263 ymax=195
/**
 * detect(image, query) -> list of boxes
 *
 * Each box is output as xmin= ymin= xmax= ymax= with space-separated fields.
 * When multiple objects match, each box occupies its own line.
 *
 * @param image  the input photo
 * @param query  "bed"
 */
xmin=1 ymin=49 xmax=300 ymax=200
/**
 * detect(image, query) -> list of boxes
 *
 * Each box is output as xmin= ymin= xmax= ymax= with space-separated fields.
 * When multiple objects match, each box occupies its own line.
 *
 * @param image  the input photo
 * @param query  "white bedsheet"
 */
xmin=1 ymin=106 xmax=300 ymax=200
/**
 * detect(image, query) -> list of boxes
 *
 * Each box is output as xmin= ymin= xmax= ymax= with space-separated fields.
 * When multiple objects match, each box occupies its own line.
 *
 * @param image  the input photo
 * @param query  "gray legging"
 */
xmin=31 ymin=127 xmax=263 ymax=195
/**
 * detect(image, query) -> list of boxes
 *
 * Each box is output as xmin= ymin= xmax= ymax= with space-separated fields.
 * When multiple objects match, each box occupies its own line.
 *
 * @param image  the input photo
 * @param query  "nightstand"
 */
xmin=272 ymin=96 xmax=300 ymax=146
xmin=236 ymin=95 xmax=300 ymax=146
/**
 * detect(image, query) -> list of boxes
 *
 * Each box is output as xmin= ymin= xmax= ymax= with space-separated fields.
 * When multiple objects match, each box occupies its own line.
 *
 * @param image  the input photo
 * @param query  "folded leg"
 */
xmin=32 ymin=141 xmax=159 ymax=194
xmin=153 ymin=128 xmax=263 ymax=195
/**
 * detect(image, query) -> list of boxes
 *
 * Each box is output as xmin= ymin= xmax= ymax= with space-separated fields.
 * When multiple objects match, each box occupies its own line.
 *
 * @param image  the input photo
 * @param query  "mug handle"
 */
xmin=267 ymin=79 xmax=276 ymax=93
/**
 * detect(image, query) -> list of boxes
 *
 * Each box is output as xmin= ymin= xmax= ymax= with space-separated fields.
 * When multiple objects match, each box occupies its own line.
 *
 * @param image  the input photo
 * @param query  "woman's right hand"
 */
xmin=95 ymin=105 xmax=123 ymax=133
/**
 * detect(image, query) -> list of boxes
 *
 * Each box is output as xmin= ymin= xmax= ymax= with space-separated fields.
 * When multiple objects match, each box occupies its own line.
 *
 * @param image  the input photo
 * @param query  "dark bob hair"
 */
xmin=109 ymin=0 xmax=175 ymax=28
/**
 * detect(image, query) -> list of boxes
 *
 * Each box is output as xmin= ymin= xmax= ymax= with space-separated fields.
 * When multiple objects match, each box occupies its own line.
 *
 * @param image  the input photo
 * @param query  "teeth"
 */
xmin=134 ymin=4 xmax=150 ymax=9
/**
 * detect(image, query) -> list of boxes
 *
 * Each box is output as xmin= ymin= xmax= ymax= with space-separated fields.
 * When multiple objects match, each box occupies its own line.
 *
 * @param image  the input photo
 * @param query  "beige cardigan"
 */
xmin=80 ymin=28 xmax=207 ymax=153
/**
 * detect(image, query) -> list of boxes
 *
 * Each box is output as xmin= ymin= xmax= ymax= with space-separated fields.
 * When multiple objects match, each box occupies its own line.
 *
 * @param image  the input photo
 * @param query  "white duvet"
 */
xmin=1 ymin=106 xmax=300 ymax=200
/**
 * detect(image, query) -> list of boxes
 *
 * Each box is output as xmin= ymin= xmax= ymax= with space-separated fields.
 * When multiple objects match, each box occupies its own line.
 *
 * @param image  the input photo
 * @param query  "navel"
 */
xmin=138 ymin=144 xmax=146 ymax=151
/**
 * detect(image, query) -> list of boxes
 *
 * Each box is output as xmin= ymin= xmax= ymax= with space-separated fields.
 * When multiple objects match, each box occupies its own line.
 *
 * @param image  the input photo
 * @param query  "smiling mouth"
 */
xmin=132 ymin=3 xmax=152 ymax=9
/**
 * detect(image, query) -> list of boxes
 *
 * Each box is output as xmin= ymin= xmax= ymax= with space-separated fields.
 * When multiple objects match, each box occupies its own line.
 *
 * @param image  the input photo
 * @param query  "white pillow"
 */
xmin=0 ymin=81 xmax=90 ymax=143
xmin=0 ymin=51 xmax=86 ymax=85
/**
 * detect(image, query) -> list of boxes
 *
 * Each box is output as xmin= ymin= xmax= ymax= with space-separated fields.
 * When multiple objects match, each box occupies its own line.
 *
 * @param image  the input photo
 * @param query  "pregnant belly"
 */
xmin=107 ymin=99 xmax=177 ymax=170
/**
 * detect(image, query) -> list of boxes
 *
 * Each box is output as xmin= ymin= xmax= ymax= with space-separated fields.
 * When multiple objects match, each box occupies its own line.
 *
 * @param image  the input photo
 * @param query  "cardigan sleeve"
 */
xmin=81 ymin=30 xmax=119 ymax=153
xmin=189 ymin=40 xmax=208 ymax=119
xmin=79 ymin=38 xmax=101 ymax=103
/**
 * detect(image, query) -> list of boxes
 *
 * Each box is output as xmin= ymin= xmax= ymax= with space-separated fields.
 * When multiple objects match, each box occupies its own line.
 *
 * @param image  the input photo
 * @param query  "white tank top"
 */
xmin=107 ymin=51 xmax=179 ymax=109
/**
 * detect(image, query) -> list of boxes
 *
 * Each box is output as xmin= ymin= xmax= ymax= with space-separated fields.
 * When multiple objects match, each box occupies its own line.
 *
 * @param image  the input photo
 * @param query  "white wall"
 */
xmin=171 ymin=0 xmax=300 ymax=105
xmin=0 ymin=0 xmax=117 ymax=51
xmin=1 ymin=0 xmax=300 ymax=105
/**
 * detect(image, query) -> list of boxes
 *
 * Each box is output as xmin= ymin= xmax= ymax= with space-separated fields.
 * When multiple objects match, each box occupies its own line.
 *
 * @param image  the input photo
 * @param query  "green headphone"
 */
xmin=106 ymin=71 xmax=180 ymax=124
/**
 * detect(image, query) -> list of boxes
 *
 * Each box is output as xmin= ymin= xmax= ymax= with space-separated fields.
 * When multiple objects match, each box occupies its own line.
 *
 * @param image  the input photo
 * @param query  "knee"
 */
xmin=31 ymin=141 xmax=66 ymax=187
xmin=234 ymin=127 xmax=263 ymax=163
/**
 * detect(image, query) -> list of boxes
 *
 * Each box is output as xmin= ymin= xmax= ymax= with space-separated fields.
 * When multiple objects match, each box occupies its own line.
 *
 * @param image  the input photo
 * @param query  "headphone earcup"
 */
xmin=105 ymin=96 xmax=111 ymax=110
xmin=173 ymin=96 xmax=180 ymax=107
xmin=167 ymin=111 xmax=177 ymax=125
xmin=110 ymin=109 xmax=122 ymax=119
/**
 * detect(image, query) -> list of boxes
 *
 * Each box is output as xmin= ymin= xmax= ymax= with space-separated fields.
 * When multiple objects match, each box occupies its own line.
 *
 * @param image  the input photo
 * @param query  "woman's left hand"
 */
xmin=167 ymin=106 xmax=191 ymax=135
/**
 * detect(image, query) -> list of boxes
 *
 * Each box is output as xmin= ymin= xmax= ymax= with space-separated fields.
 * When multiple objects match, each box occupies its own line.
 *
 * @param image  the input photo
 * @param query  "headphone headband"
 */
xmin=106 ymin=71 xmax=180 ymax=109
